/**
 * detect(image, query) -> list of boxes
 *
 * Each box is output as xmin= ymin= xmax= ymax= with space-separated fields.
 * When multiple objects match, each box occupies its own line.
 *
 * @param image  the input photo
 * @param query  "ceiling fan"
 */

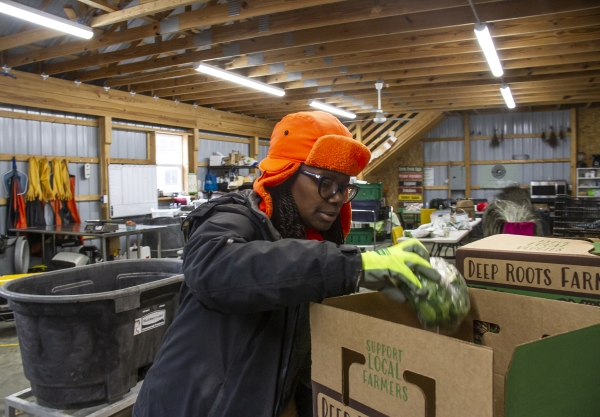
xmin=345 ymin=80 xmax=414 ymax=124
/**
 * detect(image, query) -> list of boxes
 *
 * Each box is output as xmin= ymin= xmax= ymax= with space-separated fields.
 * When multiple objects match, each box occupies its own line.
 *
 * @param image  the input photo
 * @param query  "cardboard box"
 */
xmin=310 ymin=289 xmax=600 ymax=417
xmin=456 ymin=235 xmax=600 ymax=306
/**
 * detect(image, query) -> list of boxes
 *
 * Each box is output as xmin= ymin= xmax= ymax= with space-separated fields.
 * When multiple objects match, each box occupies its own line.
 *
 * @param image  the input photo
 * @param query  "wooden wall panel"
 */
xmin=364 ymin=141 xmax=423 ymax=207
xmin=0 ymin=70 xmax=275 ymax=137
xmin=577 ymin=107 xmax=600 ymax=166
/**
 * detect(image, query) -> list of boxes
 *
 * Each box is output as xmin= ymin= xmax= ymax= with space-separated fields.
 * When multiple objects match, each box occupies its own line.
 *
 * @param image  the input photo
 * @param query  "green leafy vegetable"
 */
xmin=407 ymin=257 xmax=470 ymax=334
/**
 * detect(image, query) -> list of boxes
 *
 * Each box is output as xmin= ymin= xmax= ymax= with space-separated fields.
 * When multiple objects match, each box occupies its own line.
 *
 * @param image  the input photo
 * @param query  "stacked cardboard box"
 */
xmin=456 ymin=235 xmax=600 ymax=306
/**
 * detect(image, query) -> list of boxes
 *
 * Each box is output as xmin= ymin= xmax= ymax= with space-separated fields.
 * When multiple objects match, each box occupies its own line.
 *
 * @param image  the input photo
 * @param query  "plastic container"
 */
xmin=150 ymin=207 xmax=178 ymax=218
xmin=128 ymin=245 xmax=151 ymax=259
xmin=354 ymin=182 xmax=383 ymax=201
xmin=346 ymin=228 xmax=374 ymax=245
xmin=0 ymin=260 xmax=183 ymax=409
xmin=351 ymin=200 xmax=380 ymax=222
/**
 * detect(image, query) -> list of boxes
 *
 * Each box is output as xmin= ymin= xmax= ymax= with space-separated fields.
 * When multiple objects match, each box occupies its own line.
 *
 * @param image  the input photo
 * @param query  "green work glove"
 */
xmin=360 ymin=239 xmax=441 ymax=303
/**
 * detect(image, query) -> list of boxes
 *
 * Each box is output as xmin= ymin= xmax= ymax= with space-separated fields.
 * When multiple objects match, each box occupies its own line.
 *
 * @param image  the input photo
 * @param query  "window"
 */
xmin=156 ymin=133 xmax=183 ymax=194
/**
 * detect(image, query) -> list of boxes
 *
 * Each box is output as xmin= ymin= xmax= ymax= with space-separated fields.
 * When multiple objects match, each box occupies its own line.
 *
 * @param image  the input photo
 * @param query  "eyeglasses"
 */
xmin=299 ymin=170 xmax=360 ymax=203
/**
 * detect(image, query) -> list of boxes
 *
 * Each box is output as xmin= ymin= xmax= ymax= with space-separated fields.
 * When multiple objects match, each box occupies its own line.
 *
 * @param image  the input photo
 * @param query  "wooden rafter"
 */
xmin=0 ymin=0 xmax=597 ymax=117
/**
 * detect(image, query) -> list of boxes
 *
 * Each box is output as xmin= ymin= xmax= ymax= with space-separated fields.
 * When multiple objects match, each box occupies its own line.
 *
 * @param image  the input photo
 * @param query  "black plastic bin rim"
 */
xmin=0 ymin=259 xmax=183 ymax=304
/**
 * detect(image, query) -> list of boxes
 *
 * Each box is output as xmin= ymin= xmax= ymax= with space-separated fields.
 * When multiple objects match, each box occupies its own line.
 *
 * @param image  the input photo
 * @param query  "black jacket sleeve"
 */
xmin=182 ymin=210 xmax=362 ymax=314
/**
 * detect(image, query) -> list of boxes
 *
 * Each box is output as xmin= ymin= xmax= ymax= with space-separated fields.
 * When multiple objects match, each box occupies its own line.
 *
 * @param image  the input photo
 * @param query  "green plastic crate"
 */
xmin=354 ymin=182 xmax=383 ymax=201
xmin=345 ymin=227 xmax=374 ymax=245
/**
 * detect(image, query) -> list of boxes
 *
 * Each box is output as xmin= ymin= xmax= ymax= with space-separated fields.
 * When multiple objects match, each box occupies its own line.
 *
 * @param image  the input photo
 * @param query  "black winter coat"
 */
xmin=133 ymin=190 xmax=362 ymax=417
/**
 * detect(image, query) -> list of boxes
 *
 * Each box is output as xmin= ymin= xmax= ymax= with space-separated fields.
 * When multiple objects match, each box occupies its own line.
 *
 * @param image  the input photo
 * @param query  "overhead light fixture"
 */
xmin=500 ymin=84 xmax=516 ymax=109
xmin=195 ymin=62 xmax=285 ymax=97
xmin=0 ymin=0 xmax=93 ymax=39
xmin=307 ymin=99 xmax=356 ymax=119
xmin=474 ymin=23 xmax=503 ymax=77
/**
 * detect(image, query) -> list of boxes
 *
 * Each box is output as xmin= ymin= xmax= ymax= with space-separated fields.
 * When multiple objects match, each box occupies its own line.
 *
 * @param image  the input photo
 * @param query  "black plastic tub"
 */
xmin=0 ymin=259 xmax=183 ymax=409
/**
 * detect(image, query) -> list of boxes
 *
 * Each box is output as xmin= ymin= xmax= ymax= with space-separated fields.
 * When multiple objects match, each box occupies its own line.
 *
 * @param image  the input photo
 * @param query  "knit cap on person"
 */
xmin=253 ymin=110 xmax=371 ymax=237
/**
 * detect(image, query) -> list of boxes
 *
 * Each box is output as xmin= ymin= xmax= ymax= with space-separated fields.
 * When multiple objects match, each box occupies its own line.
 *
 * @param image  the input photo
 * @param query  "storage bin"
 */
xmin=346 ymin=227 xmax=374 ymax=245
xmin=351 ymin=200 xmax=380 ymax=222
xmin=354 ymin=182 xmax=383 ymax=201
xmin=151 ymin=207 xmax=179 ymax=218
xmin=0 ymin=260 xmax=183 ymax=409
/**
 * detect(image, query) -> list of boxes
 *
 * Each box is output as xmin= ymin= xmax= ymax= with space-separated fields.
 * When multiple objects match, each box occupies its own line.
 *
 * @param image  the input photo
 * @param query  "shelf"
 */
xmin=578 ymin=186 xmax=600 ymax=189
xmin=209 ymin=165 xmax=257 ymax=169
xmin=578 ymin=177 xmax=600 ymax=180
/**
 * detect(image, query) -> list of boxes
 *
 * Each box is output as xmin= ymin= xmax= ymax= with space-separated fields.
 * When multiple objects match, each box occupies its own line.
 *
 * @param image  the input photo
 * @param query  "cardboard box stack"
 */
xmin=456 ymin=235 xmax=600 ymax=306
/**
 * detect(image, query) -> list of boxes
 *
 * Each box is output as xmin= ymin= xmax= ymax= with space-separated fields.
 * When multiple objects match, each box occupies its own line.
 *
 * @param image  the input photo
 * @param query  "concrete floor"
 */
xmin=0 ymin=320 xmax=27 ymax=417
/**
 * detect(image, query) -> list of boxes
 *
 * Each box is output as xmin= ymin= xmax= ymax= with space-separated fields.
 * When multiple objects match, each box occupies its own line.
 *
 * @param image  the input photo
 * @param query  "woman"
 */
xmin=133 ymin=111 xmax=439 ymax=417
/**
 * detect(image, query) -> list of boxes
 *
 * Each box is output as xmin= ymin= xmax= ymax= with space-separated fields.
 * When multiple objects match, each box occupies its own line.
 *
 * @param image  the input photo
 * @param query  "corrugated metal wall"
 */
xmin=422 ymin=111 xmax=571 ymax=204
xmin=0 ymin=111 xmax=99 ymax=235
xmin=111 ymin=129 xmax=147 ymax=159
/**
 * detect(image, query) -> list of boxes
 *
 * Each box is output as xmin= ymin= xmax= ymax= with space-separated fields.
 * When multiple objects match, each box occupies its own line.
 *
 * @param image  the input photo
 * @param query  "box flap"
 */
xmin=505 ymin=324 xmax=600 ymax=417
xmin=311 ymin=292 xmax=494 ymax=417
xmin=457 ymin=235 xmax=595 ymax=257
xmin=461 ymin=288 xmax=600 ymax=416
xmin=463 ymin=288 xmax=600 ymax=377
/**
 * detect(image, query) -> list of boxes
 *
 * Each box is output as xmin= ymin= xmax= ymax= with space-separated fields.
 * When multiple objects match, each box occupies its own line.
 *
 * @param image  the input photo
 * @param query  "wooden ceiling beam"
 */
xmin=247 ymin=26 xmax=600 ymax=82
xmin=174 ymin=62 xmax=600 ymax=104
xmin=104 ymin=68 xmax=198 ymax=87
xmin=281 ymin=52 xmax=598 ymax=90
xmin=153 ymin=51 xmax=600 ymax=99
xmin=171 ymin=59 xmax=600 ymax=102
xmin=217 ymin=80 xmax=600 ymax=113
xmin=0 ymin=28 xmax=64 ymax=53
xmin=55 ymin=0 xmax=595 ymax=82
xmin=187 ymin=82 xmax=600 ymax=111
xmin=10 ymin=0 xmax=489 ymax=72
xmin=78 ymin=0 xmax=117 ymax=13
xmin=227 ymin=8 xmax=600 ymax=72
xmin=279 ymin=41 xmax=600 ymax=90
xmin=102 ymin=6 xmax=600 ymax=90
xmin=90 ymin=0 xmax=211 ymax=27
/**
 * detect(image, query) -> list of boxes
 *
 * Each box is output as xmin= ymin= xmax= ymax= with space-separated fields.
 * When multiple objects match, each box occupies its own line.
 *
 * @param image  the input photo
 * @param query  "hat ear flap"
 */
xmin=253 ymin=163 xmax=301 ymax=217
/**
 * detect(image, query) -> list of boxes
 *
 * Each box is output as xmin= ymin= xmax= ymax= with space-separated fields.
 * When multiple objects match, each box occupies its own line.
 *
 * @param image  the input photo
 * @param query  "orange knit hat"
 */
xmin=253 ymin=111 xmax=371 ymax=237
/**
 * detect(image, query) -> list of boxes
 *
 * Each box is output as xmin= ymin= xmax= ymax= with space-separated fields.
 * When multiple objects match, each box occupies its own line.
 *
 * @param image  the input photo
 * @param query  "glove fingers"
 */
xmin=380 ymin=286 xmax=407 ymax=304
xmin=397 ymin=239 xmax=430 ymax=260
xmin=408 ymin=262 xmax=442 ymax=283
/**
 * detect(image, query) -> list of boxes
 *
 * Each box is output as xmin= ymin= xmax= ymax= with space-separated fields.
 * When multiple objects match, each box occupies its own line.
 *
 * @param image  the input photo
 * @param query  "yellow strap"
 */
xmin=51 ymin=158 xmax=66 ymax=200
xmin=39 ymin=158 xmax=56 ymax=202
xmin=25 ymin=157 xmax=43 ymax=201
xmin=61 ymin=160 xmax=72 ymax=200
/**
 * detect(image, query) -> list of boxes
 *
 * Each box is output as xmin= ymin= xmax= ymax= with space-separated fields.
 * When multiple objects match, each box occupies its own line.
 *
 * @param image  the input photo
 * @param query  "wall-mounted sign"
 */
xmin=398 ymin=194 xmax=423 ymax=201
xmin=398 ymin=187 xmax=423 ymax=194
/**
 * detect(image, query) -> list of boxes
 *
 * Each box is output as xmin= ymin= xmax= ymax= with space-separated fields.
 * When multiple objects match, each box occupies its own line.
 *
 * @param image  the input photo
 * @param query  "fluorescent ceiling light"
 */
xmin=500 ymin=84 xmax=516 ymax=109
xmin=307 ymin=99 xmax=356 ymax=119
xmin=474 ymin=23 xmax=503 ymax=77
xmin=195 ymin=62 xmax=285 ymax=97
xmin=0 ymin=0 xmax=93 ymax=39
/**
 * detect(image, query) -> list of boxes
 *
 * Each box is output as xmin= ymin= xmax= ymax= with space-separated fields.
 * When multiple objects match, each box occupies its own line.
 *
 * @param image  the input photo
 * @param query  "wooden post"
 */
xmin=355 ymin=123 xmax=364 ymax=181
xmin=98 ymin=116 xmax=120 ymax=257
xmin=98 ymin=116 xmax=112 ymax=220
xmin=570 ymin=108 xmax=577 ymax=196
xmin=249 ymin=135 xmax=259 ymax=175
xmin=147 ymin=132 xmax=156 ymax=164
xmin=188 ymin=129 xmax=198 ymax=174
xmin=182 ymin=134 xmax=189 ymax=192
xmin=464 ymin=114 xmax=471 ymax=199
